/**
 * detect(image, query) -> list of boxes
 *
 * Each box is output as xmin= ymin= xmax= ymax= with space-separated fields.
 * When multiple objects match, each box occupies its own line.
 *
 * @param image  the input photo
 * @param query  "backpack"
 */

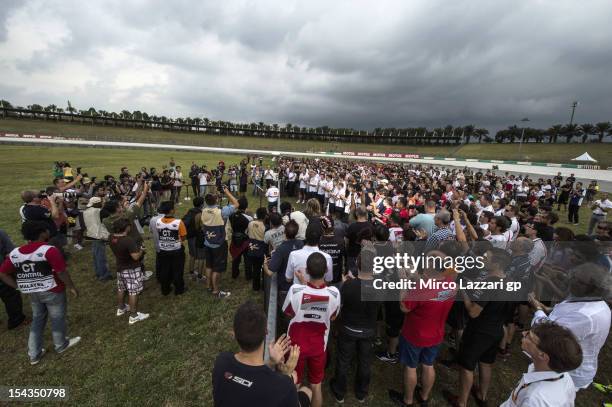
xmin=229 ymin=211 xmax=250 ymax=245
xmin=182 ymin=208 xmax=200 ymax=239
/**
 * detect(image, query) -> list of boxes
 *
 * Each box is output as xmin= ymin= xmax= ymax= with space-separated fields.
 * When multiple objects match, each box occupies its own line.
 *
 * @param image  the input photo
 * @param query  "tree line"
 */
xmin=0 ymin=100 xmax=610 ymax=145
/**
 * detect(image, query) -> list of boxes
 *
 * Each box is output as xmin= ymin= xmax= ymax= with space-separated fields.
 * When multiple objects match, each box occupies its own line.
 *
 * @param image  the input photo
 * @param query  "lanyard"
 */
xmin=512 ymin=374 xmax=564 ymax=403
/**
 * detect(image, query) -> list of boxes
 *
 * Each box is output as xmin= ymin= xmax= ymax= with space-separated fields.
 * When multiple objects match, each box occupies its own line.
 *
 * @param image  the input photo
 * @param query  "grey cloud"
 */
xmin=1 ymin=0 xmax=612 ymax=135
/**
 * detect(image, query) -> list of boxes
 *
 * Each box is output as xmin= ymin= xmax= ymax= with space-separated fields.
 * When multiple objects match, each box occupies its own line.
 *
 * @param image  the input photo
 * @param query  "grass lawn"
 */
xmin=2 ymin=118 xmax=612 ymax=167
xmin=0 ymin=145 xmax=610 ymax=406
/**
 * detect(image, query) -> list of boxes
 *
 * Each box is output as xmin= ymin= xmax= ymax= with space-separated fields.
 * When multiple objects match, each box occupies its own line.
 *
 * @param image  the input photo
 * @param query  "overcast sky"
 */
xmin=1 ymin=0 xmax=611 ymax=133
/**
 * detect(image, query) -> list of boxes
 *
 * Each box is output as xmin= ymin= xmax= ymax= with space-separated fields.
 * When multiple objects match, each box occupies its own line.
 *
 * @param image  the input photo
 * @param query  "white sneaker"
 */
xmin=30 ymin=348 xmax=46 ymax=365
xmin=116 ymin=304 xmax=130 ymax=316
xmin=129 ymin=312 xmax=150 ymax=325
xmin=143 ymin=270 xmax=154 ymax=281
xmin=73 ymin=243 xmax=83 ymax=251
xmin=296 ymin=199 xmax=301 ymax=203
xmin=57 ymin=337 xmax=81 ymax=354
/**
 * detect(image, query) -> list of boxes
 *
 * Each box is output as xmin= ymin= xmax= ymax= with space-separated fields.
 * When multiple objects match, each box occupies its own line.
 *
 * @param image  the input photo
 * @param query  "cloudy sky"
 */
xmin=1 ymin=0 xmax=611 ymax=133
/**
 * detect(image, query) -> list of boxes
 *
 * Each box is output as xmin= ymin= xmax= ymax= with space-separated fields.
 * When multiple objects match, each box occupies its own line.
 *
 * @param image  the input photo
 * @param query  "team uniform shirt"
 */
xmin=299 ymin=173 xmax=308 ymax=190
xmin=0 ymin=241 xmax=66 ymax=293
xmin=593 ymin=199 xmax=612 ymax=217
xmin=283 ymin=282 xmax=341 ymax=355
xmin=265 ymin=187 xmax=279 ymax=204
xmin=308 ymin=175 xmax=319 ymax=193
xmin=156 ymin=217 xmax=187 ymax=251
xmin=285 ymin=245 xmax=333 ymax=284
xmin=500 ymin=364 xmax=576 ymax=407
xmin=529 ymin=238 xmax=547 ymax=272
xmin=509 ymin=217 xmax=520 ymax=240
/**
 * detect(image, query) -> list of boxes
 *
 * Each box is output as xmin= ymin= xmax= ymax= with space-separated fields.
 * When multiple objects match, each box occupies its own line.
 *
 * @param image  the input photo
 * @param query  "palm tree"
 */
xmin=66 ymin=101 xmax=76 ymax=122
xmin=475 ymin=128 xmax=489 ymax=143
xmin=579 ymin=123 xmax=595 ymax=143
xmin=463 ymin=125 xmax=475 ymax=144
xmin=547 ymin=124 xmax=563 ymax=143
xmin=595 ymin=122 xmax=611 ymax=143
xmin=563 ymin=124 xmax=578 ymax=143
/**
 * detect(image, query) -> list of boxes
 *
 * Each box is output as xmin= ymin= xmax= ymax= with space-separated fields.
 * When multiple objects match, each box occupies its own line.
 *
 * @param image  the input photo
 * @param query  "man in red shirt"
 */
xmin=0 ymin=221 xmax=81 ymax=365
xmin=389 ymin=250 xmax=457 ymax=406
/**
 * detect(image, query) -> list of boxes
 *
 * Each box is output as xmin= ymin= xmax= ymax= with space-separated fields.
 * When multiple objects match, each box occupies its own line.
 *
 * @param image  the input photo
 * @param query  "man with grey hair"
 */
xmin=424 ymin=210 xmax=452 ymax=253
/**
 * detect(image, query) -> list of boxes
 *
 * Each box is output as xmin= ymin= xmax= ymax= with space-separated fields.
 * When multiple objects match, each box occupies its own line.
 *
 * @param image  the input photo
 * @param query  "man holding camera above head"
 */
xmin=201 ymin=185 xmax=239 ymax=299
xmin=109 ymin=218 xmax=150 ymax=324
xmin=21 ymin=189 xmax=66 ymax=252
xmin=102 ymin=181 xmax=153 ymax=281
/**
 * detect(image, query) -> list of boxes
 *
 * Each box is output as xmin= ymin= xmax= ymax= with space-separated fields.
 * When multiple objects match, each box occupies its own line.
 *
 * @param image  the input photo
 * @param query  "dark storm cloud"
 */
xmin=1 ymin=0 xmax=611 ymax=133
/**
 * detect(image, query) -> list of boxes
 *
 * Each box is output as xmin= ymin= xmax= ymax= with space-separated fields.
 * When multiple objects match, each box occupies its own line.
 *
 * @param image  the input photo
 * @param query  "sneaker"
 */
xmin=388 ymin=389 xmax=411 ymax=406
xmin=214 ymin=290 xmax=231 ymax=299
xmin=296 ymin=199 xmax=301 ymax=204
xmin=329 ymin=381 xmax=344 ymax=404
xmin=73 ymin=243 xmax=83 ymax=251
xmin=143 ymin=270 xmax=154 ymax=281
xmin=356 ymin=395 xmax=367 ymax=404
xmin=57 ymin=337 xmax=81 ymax=354
xmin=376 ymin=351 xmax=398 ymax=364
xmin=129 ymin=312 xmax=150 ymax=325
xmin=116 ymin=304 xmax=130 ymax=316
xmin=30 ymin=348 xmax=46 ymax=365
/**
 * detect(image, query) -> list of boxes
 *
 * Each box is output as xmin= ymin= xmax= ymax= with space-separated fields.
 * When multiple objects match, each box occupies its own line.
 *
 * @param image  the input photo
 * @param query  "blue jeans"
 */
xmin=92 ymin=240 xmax=110 ymax=279
xmin=199 ymin=185 xmax=207 ymax=197
xmin=28 ymin=291 xmax=69 ymax=360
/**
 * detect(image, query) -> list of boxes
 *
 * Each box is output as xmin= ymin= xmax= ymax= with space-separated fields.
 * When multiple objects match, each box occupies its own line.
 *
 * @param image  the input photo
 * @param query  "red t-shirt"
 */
xmin=0 ymin=241 xmax=66 ymax=293
xmin=401 ymin=276 xmax=456 ymax=347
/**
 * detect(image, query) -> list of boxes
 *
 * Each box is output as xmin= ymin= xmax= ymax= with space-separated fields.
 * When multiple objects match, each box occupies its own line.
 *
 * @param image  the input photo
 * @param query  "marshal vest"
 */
xmin=9 ymin=245 xmax=57 ymax=293
xmin=156 ymin=218 xmax=182 ymax=251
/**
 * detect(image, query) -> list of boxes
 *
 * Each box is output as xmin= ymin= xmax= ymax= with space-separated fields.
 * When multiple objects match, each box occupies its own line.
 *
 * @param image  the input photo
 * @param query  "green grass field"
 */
xmin=0 ymin=145 xmax=610 ymax=406
xmin=2 ymin=118 xmax=612 ymax=167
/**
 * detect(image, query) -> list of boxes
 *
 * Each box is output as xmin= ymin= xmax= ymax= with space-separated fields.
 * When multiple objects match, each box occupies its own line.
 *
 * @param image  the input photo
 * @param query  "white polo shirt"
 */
xmin=285 ymin=245 xmax=333 ymax=284
xmin=500 ymin=364 xmax=576 ymax=407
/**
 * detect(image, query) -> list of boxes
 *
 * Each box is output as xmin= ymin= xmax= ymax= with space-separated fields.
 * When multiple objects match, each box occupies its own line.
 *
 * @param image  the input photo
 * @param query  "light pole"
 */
xmin=569 ymin=101 xmax=578 ymax=126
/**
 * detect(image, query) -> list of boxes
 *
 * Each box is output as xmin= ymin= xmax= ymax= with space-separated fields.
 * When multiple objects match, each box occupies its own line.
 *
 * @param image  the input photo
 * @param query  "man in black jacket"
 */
xmin=0 ymin=229 xmax=27 ymax=330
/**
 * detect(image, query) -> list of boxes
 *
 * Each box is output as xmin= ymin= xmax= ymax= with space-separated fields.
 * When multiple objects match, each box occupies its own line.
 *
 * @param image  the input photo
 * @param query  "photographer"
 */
xmin=102 ymin=181 xmax=153 ymax=281
xmin=109 ymin=218 xmax=149 ymax=325
xmin=201 ymin=185 xmax=239 ymax=299
xmin=83 ymin=197 xmax=111 ymax=281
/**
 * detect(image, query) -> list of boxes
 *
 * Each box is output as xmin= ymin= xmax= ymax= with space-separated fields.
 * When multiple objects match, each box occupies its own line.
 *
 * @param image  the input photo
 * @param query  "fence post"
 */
xmin=263 ymin=273 xmax=278 ymax=363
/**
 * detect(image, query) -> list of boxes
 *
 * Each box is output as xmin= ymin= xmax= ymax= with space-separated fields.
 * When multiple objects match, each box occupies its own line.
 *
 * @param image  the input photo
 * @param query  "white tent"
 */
xmin=571 ymin=152 xmax=597 ymax=162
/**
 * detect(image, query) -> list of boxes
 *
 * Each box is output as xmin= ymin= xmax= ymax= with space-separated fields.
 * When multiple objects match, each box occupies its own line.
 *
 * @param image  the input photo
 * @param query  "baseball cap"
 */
xmin=87 ymin=197 xmax=102 ymax=207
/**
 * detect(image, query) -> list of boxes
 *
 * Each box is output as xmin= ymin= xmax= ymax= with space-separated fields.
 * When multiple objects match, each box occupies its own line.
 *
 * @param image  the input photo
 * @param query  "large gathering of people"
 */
xmin=1 ymin=155 xmax=611 ymax=406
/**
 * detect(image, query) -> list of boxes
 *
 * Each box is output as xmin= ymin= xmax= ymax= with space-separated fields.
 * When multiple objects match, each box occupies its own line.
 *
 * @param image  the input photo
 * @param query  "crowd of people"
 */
xmin=1 ymin=154 xmax=611 ymax=407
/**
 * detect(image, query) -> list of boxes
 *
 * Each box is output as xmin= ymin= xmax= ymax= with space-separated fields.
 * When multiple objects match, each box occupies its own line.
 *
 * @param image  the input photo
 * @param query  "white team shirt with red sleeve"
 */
xmin=283 ymin=283 xmax=340 ymax=355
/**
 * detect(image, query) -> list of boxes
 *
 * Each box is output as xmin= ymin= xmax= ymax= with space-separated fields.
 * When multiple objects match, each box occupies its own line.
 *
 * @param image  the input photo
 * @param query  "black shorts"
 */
xmin=204 ymin=241 xmax=228 ymax=273
xmin=456 ymin=327 xmax=502 ymax=371
xmin=384 ymin=301 xmax=404 ymax=338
